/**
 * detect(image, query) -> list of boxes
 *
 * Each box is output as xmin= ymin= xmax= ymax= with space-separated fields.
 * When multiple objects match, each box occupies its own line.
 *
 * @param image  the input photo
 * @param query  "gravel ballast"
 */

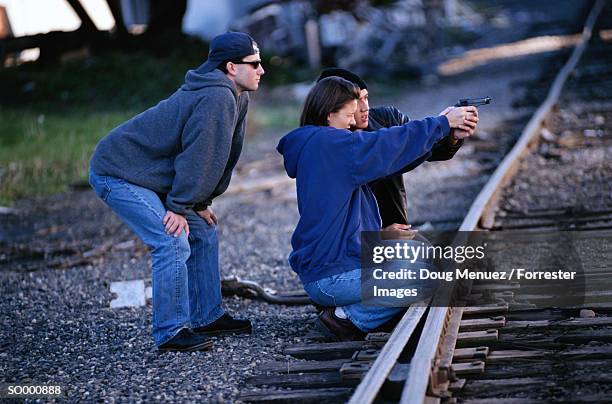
xmin=0 ymin=8 xmax=582 ymax=400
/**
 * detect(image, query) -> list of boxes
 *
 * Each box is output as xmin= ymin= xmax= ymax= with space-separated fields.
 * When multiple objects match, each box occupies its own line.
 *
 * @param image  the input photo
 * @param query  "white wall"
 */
xmin=183 ymin=0 xmax=233 ymax=40
xmin=0 ymin=0 xmax=114 ymax=36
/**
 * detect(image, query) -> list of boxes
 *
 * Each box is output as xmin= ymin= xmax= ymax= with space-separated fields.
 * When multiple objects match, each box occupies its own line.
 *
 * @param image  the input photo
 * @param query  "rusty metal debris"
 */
xmin=221 ymin=276 xmax=313 ymax=305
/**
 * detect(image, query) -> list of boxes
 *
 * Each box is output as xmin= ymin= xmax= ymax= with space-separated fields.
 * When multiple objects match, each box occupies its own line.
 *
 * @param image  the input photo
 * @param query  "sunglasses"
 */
xmin=230 ymin=60 xmax=262 ymax=69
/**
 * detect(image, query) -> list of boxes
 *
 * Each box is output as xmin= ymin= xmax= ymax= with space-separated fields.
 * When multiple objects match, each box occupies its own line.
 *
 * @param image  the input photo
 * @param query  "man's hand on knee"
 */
xmin=196 ymin=207 xmax=218 ymax=226
xmin=163 ymin=211 xmax=190 ymax=237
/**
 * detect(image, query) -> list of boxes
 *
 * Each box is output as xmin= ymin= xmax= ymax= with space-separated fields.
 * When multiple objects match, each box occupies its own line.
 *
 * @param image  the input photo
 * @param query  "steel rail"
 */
xmin=347 ymin=301 xmax=428 ymax=404
xmin=400 ymin=1 xmax=607 ymax=403
xmin=346 ymin=1 xmax=607 ymax=402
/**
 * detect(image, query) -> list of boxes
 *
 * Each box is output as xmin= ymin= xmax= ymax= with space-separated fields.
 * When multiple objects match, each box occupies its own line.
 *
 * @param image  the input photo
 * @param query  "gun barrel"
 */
xmin=456 ymin=97 xmax=492 ymax=107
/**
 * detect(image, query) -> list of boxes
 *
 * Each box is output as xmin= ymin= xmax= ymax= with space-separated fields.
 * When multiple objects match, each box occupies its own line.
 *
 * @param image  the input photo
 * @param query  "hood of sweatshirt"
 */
xmin=181 ymin=67 xmax=238 ymax=98
xmin=276 ymin=125 xmax=323 ymax=179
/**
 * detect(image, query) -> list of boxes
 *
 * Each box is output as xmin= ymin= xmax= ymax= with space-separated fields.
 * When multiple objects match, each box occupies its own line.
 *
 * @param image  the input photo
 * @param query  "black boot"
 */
xmin=158 ymin=328 xmax=214 ymax=352
xmin=193 ymin=313 xmax=252 ymax=336
xmin=316 ymin=308 xmax=366 ymax=341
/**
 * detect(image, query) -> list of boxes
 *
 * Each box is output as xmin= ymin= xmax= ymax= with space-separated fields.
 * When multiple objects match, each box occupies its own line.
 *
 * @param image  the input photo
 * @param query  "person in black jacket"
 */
xmin=317 ymin=68 xmax=478 ymax=229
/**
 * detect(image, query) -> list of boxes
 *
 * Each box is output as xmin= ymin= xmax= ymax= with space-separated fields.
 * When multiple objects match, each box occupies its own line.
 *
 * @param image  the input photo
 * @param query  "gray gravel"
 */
xmin=0 ymin=77 xmax=533 ymax=403
xmin=0 ymin=7 xmax=581 ymax=401
xmin=1 ymin=184 xmax=315 ymax=403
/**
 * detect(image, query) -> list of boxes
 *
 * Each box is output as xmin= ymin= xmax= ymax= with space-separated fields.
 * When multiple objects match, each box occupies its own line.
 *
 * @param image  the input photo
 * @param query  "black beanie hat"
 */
xmin=317 ymin=67 xmax=367 ymax=90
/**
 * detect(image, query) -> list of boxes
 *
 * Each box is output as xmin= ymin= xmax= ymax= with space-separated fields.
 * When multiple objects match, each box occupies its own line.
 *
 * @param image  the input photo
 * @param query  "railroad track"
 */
xmin=239 ymin=1 xmax=610 ymax=402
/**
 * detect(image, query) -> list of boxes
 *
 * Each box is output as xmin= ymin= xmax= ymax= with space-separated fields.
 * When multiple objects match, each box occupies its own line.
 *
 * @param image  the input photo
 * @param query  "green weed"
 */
xmin=0 ymin=107 xmax=133 ymax=205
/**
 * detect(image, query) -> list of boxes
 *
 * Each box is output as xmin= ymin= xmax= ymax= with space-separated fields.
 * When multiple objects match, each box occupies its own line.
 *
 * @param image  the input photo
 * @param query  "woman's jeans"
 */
xmin=303 ymin=269 xmax=404 ymax=332
xmin=303 ymin=235 xmax=438 ymax=332
xmin=89 ymin=171 xmax=224 ymax=346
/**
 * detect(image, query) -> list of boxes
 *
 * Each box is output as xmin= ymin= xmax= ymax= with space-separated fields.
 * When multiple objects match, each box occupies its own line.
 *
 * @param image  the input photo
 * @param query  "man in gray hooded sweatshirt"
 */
xmin=89 ymin=32 xmax=264 ymax=352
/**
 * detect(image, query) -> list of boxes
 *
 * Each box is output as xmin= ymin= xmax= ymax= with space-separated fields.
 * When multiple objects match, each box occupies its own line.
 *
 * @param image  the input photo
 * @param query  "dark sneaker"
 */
xmin=193 ymin=314 xmax=252 ymax=336
xmin=316 ymin=307 xmax=366 ymax=341
xmin=158 ymin=328 xmax=213 ymax=352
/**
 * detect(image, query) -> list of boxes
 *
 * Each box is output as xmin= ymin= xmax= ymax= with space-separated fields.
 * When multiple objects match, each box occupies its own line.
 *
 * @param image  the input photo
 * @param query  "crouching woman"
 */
xmin=276 ymin=76 xmax=474 ymax=341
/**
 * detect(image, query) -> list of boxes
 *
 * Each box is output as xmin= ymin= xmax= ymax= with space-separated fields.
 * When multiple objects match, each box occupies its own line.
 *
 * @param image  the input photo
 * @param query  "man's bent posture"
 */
xmin=90 ymin=32 xmax=264 ymax=352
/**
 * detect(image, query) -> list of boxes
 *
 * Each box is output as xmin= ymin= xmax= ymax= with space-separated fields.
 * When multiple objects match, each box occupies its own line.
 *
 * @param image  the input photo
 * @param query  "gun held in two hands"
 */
xmin=455 ymin=96 xmax=492 ymax=107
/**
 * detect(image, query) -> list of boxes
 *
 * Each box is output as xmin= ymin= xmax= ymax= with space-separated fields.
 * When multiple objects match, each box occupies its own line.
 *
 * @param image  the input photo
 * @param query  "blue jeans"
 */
xmin=89 ymin=171 xmax=224 ymax=346
xmin=303 ymin=269 xmax=404 ymax=332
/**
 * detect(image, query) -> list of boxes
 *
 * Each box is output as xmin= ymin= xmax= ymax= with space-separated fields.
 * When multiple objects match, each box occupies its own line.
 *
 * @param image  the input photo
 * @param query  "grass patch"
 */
xmin=247 ymin=101 xmax=301 ymax=136
xmin=0 ymin=107 xmax=133 ymax=205
xmin=0 ymin=46 xmax=310 ymax=205
xmin=0 ymin=48 xmax=200 ymax=205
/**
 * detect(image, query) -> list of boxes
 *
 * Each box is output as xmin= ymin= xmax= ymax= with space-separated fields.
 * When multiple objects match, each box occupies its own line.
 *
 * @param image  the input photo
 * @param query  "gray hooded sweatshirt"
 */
xmin=90 ymin=68 xmax=248 ymax=215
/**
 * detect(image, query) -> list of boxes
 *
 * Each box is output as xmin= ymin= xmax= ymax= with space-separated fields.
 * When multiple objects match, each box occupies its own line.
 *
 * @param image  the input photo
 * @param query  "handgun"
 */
xmin=455 ymin=97 xmax=491 ymax=107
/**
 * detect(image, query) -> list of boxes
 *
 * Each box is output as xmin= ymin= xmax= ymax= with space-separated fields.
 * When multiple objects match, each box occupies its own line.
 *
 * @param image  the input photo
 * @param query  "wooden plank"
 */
xmin=258 ymin=359 xmax=348 ymax=373
xmin=463 ymin=303 xmax=509 ymax=315
xmin=365 ymin=332 xmax=390 ymax=346
xmin=486 ymin=345 xmax=612 ymax=363
xmin=448 ymin=378 xmax=466 ymax=392
xmin=471 ymin=328 xmax=612 ymax=350
xmin=453 ymin=347 xmax=489 ymax=361
xmin=461 ymin=399 xmax=540 ymax=404
xmin=457 ymin=330 xmax=499 ymax=344
xmin=471 ymin=283 xmax=520 ymax=292
xmin=348 ymin=302 xmax=428 ymax=404
xmin=239 ymin=388 xmax=353 ymax=403
xmin=514 ymin=289 xmax=612 ymax=303
xmin=576 ymin=302 xmax=612 ymax=310
xmin=470 ymin=359 xmax=612 ymax=380
xmin=340 ymin=362 xmax=371 ymax=380
xmin=462 ymin=377 xmax=547 ymax=396
xmin=460 ymin=317 xmax=506 ymax=331
xmin=503 ymin=316 xmax=612 ymax=332
xmin=246 ymin=371 xmax=358 ymax=389
xmin=467 ymin=291 xmax=514 ymax=302
xmin=452 ymin=361 xmax=485 ymax=375
xmin=558 ymin=345 xmax=612 ymax=359
xmin=486 ymin=350 xmax=549 ymax=363
xmin=284 ymin=341 xmax=365 ymax=360
xmin=353 ymin=348 xmax=380 ymax=362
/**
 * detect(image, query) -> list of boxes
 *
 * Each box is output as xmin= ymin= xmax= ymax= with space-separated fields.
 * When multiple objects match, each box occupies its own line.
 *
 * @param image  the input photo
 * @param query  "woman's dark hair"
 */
xmin=299 ymin=76 xmax=360 ymax=127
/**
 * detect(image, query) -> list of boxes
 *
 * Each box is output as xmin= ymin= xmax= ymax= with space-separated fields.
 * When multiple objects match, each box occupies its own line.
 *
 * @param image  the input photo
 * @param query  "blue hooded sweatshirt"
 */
xmin=276 ymin=116 xmax=450 ymax=284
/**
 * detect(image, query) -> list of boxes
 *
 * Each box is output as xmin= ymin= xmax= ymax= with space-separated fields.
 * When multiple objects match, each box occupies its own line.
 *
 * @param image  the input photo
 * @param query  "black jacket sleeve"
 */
xmin=428 ymin=131 xmax=463 ymax=161
xmin=367 ymin=106 xmax=462 ymax=227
